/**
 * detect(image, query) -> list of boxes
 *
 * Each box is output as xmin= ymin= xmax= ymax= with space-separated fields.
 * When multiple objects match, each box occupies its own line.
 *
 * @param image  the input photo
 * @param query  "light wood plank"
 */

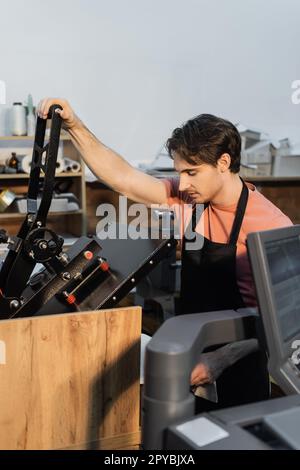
xmin=0 ymin=307 xmax=141 ymax=450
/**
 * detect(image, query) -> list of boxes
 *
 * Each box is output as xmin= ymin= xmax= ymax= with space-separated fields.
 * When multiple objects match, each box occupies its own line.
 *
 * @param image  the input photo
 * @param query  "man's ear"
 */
xmin=217 ymin=153 xmax=231 ymax=172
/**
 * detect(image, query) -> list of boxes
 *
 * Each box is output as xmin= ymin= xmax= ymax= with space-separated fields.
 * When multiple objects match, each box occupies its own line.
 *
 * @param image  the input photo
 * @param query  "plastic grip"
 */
xmin=47 ymin=104 xmax=63 ymax=119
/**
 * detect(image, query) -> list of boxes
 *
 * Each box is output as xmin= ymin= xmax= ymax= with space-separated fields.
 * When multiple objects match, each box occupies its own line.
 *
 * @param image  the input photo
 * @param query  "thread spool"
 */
xmin=11 ymin=102 xmax=27 ymax=136
xmin=63 ymin=157 xmax=81 ymax=173
xmin=7 ymin=154 xmax=64 ymax=174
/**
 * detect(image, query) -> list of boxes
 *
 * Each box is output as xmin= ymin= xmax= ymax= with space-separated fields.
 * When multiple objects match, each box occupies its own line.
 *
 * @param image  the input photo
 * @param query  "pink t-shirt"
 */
xmin=163 ymin=177 xmax=293 ymax=307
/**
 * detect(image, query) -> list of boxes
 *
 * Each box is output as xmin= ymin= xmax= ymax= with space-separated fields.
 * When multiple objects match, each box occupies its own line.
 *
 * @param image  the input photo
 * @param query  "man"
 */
xmin=37 ymin=99 xmax=292 ymax=409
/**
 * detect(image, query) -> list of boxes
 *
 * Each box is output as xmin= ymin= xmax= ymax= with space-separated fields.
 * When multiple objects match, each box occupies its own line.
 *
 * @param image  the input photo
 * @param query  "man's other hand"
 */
xmin=190 ymin=362 xmax=212 ymax=386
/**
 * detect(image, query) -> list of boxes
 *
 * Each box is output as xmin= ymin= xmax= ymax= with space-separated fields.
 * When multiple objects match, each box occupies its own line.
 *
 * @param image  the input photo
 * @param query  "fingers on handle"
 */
xmin=38 ymin=98 xmax=65 ymax=119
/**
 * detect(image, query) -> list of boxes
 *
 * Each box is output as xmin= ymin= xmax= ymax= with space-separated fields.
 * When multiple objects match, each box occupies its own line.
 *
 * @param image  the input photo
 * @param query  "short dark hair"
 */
xmin=166 ymin=114 xmax=241 ymax=173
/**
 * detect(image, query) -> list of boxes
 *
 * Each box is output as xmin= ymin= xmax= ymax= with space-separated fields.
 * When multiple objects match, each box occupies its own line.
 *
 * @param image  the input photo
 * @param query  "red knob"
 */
xmin=83 ymin=250 xmax=93 ymax=260
xmin=99 ymin=260 xmax=109 ymax=272
xmin=66 ymin=294 xmax=76 ymax=305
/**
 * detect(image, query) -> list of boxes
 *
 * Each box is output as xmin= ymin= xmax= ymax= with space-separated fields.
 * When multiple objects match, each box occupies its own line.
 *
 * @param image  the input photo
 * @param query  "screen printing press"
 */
xmin=0 ymin=105 xmax=176 ymax=319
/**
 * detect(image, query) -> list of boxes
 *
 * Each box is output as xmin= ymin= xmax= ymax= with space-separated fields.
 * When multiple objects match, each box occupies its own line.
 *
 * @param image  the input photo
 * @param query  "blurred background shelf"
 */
xmin=0 ymin=210 xmax=83 ymax=219
xmin=0 ymin=172 xmax=82 ymax=179
xmin=0 ymin=134 xmax=87 ymax=238
xmin=0 ymin=134 xmax=71 ymax=141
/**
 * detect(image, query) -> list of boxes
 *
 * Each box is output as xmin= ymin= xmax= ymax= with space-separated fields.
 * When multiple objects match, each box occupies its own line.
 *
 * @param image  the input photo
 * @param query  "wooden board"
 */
xmin=0 ymin=306 xmax=142 ymax=450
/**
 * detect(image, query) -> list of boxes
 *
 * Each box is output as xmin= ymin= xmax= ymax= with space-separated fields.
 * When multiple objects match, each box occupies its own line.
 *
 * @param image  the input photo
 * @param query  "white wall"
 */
xmin=0 ymin=0 xmax=299 ymax=162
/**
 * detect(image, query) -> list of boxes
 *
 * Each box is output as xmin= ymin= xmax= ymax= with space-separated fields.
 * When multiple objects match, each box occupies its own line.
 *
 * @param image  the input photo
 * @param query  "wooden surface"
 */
xmin=62 ymin=430 xmax=141 ymax=450
xmin=0 ymin=306 xmax=142 ymax=450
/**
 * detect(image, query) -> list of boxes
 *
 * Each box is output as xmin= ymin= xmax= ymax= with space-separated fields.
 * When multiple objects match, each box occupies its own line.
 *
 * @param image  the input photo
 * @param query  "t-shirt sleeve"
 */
xmin=245 ymin=189 xmax=293 ymax=235
xmin=270 ymin=212 xmax=293 ymax=228
xmin=253 ymin=205 xmax=293 ymax=232
xmin=162 ymin=177 xmax=193 ymax=206
xmin=163 ymin=177 xmax=180 ymax=204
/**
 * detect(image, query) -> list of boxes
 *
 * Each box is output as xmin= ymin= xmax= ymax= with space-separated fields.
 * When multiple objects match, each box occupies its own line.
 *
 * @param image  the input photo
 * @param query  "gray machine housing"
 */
xmin=142 ymin=225 xmax=300 ymax=450
xmin=142 ymin=308 xmax=259 ymax=449
xmin=166 ymin=395 xmax=300 ymax=450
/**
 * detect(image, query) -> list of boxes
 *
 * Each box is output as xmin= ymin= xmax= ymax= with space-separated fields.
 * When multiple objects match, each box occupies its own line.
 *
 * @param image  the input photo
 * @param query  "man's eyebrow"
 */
xmin=174 ymin=167 xmax=198 ymax=174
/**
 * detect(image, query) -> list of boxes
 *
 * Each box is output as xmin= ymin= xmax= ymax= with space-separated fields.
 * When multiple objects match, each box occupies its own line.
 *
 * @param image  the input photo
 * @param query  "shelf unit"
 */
xmin=0 ymin=135 xmax=71 ymax=141
xmin=0 ymin=172 xmax=83 ymax=179
xmin=0 ymin=134 xmax=87 ymax=240
xmin=0 ymin=210 xmax=83 ymax=219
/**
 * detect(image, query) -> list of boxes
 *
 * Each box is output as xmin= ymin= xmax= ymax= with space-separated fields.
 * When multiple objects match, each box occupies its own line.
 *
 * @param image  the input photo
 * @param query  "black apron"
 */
xmin=180 ymin=180 xmax=270 ymax=412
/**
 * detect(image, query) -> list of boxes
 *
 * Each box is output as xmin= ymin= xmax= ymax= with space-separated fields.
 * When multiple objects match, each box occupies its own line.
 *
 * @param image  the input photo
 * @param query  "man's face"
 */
xmin=173 ymin=153 xmax=224 ymax=204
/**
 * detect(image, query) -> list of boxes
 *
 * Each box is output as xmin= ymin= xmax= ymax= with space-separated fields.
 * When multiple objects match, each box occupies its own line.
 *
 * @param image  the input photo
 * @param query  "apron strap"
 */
xmin=191 ymin=202 xmax=208 ymax=232
xmin=228 ymin=178 xmax=249 ymax=246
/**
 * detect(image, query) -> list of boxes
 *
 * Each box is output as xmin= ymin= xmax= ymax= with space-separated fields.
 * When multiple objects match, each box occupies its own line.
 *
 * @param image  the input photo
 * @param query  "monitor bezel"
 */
xmin=247 ymin=225 xmax=300 ymax=363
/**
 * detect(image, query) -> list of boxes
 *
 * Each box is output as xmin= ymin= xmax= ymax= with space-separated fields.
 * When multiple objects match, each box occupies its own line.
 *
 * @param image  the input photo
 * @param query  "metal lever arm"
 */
xmin=0 ymin=105 xmax=63 ymax=305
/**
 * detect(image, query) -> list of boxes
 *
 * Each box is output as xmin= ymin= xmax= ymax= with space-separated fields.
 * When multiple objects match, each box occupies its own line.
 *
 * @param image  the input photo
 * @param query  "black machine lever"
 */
xmin=0 ymin=229 xmax=8 ymax=244
xmin=0 ymin=105 xmax=63 ymax=307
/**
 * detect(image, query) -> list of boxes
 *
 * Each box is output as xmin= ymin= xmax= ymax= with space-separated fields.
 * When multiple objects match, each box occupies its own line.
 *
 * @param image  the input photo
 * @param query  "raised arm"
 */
xmin=37 ymin=98 xmax=169 ymax=206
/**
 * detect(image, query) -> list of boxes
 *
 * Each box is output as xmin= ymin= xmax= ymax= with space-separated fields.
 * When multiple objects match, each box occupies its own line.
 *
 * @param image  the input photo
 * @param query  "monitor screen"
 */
xmin=265 ymin=235 xmax=300 ymax=342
